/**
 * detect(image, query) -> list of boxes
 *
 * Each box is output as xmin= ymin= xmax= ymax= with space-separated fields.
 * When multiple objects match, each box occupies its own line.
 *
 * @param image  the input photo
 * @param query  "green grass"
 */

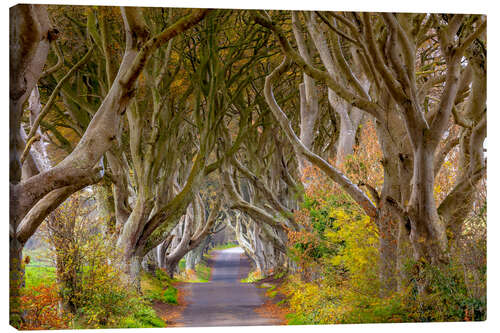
xmin=23 ymin=248 xmax=56 ymax=289
xmin=119 ymin=309 xmax=165 ymax=328
xmin=117 ymin=299 xmax=166 ymax=328
xmin=145 ymin=286 xmax=178 ymax=304
xmin=141 ymin=270 xmax=178 ymax=304
xmin=24 ymin=266 xmax=56 ymax=288
xmin=23 ymin=248 xmax=53 ymax=267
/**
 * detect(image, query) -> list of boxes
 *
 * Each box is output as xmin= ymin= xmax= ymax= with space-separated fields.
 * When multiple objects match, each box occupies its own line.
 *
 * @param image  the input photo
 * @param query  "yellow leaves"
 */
xmin=324 ymin=207 xmax=380 ymax=294
xmin=286 ymin=126 xmax=391 ymax=323
xmin=285 ymin=273 xmax=345 ymax=324
xmin=287 ymin=196 xmax=383 ymax=323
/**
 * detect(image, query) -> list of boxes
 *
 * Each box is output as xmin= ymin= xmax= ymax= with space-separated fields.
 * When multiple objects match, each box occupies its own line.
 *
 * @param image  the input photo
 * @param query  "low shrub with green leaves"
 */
xmin=401 ymin=259 xmax=486 ymax=322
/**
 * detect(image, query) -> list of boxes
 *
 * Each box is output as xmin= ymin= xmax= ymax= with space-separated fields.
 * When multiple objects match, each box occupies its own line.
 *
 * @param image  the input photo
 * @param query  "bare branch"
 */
xmin=40 ymin=42 xmax=63 ymax=78
xmin=21 ymin=43 xmax=95 ymax=163
xmin=263 ymin=56 xmax=378 ymax=219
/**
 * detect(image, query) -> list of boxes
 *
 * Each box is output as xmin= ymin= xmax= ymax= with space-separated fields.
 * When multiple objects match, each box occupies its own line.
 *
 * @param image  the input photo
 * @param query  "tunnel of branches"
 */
xmin=11 ymin=4 xmax=486 ymax=308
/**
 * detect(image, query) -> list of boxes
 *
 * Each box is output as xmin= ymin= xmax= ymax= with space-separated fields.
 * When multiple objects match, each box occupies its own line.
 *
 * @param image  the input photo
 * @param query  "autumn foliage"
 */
xmin=17 ymin=285 xmax=72 ymax=330
xmin=283 ymin=121 xmax=486 ymax=324
xmin=10 ymin=4 xmax=487 ymax=328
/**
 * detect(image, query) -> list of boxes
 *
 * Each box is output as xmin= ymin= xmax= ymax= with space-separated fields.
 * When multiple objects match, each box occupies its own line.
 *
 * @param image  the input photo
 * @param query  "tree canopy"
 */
xmin=10 ymin=4 xmax=486 ymax=328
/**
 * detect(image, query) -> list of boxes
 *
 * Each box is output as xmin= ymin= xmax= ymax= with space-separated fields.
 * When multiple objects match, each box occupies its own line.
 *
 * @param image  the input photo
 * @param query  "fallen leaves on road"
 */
xmin=255 ymin=297 xmax=290 ymax=325
xmin=254 ymin=277 xmax=291 ymax=325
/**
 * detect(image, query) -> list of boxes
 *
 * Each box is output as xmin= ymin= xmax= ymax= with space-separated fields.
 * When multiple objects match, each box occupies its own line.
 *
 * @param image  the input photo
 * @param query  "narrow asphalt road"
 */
xmin=176 ymin=247 xmax=280 ymax=327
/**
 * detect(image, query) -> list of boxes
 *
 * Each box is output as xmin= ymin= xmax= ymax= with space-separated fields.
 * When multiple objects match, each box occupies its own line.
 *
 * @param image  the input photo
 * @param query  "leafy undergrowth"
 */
xmin=282 ymin=185 xmax=486 ymax=325
xmin=119 ymin=307 xmax=165 ymax=328
xmin=14 ymin=268 xmax=167 ymax=329
xmin=113 ymin=298 xmax=166 ymax=329
xmin=14 ymin=280 xmax=166 ymax=330
xmin=15 ymin=284 xmax=73 ymax=330
xmin=71 ymin=270 xmax=168 ymax=329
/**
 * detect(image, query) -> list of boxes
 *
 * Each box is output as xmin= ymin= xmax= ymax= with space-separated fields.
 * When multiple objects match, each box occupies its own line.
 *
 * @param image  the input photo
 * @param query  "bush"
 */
xmin=286 ymin=312 xmax=314 ymax=325
xmin=285 ymin=188 xmax=486 ymax=324
xmin=78 ymin=288 xmax=132 ymax=327
xmin=401 ymin=260 xmax=486 ymax=322
xmin=17 ymin=284 xmax=72 ymax=330
xmin=340 ymin=294 xmax=407 ymax=323
xmin=14 ymin=279 xmax=167 ymax=330
xmin=285 ymin=195 xmax=382 ymax=323
xmin=155 ymin=268 xmax=172 ymax=283
xmin=141 ymin=270 xmax=179 ymax=304
xmin=24 ymin=194 xmax=168 ymax=329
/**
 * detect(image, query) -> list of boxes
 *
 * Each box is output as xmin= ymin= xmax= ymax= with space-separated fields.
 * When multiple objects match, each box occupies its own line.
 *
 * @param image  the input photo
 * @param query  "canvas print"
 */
xmin=9 ymin=3 xmax=486 ymax=329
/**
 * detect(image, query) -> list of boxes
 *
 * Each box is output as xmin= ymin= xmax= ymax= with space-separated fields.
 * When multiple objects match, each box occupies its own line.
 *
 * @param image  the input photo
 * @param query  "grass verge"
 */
xmin=21 ymin=267 xmax=167 ymax=329
xmin=141 ymin=269 xmax=178 ymax=304
xmin=177 ymin=258 xmax=212 ymax=282
xmin=240 ymin=270 xmax=264 ymax=283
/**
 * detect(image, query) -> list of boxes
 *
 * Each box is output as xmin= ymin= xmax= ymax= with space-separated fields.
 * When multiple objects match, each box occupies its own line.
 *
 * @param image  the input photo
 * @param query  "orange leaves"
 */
xmin=18 ymin=284 xmax=73 ymax=330
xmin=344 ymin=121 xmax=383 ymax=191
xmin=185 ymin=268 xmax=196 ymax=280
xmin=254 ymin=297 xmax=290 ymax=325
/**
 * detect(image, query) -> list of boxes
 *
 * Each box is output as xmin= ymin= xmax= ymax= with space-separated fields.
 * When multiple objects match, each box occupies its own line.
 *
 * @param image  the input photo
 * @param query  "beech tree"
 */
xmin=219 ymin=99 xmax=301 ymax=274
xmin=143 ymin=194 xmax=222 ymax=277
xmin=254 ymin=10 xmax=486 ymax=292
xmin=10 ymin=7 xmax=487 ymax=325
xmin=10 ymin=4 xmax=209 ymax=314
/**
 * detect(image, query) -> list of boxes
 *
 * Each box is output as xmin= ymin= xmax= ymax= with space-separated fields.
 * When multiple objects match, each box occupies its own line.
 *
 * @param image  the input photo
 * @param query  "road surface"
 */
xmin=176 ymin=247 xmax=280 ymax=327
